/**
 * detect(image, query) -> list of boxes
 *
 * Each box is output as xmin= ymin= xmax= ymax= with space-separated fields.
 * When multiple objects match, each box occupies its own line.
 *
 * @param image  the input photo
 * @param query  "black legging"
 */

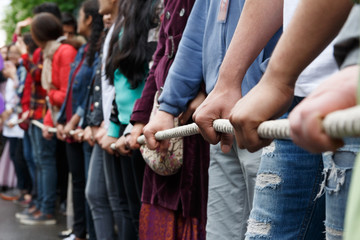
xmin=66 ymin=142 xmax=86 ymax=239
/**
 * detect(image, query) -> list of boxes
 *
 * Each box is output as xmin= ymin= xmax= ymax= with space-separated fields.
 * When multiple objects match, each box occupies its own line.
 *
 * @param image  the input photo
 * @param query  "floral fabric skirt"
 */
xmin=139 ymin=203 xmax=206 ymax=240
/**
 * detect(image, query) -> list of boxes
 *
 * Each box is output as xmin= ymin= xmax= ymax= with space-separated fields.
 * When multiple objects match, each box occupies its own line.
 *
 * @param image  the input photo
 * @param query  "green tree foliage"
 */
xmin=1 ymin=0 xmax=83 ymax=44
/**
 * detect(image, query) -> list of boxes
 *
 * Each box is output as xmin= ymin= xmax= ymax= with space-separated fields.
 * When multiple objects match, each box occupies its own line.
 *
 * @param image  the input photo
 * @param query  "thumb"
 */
xmin=159 ymin=139 xmax=170 ymax=158
xmin=220 ymin=133 xmax=233 ymax=153
xmin=144 ymin=127 xmax=159 ymax=150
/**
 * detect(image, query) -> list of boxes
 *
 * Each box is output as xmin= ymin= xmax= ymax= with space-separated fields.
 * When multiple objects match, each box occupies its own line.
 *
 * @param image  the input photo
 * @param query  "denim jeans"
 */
xmin=245 ymin=139 xmax=325 ymax=240
xmin=83 ymin=142 xmax=96 ymax=240
xmin=207 ymin=143 xmax=261 ymax=240
xmin=104 ymin=151 xmax=135 ymax=239
xmin=87 ymin=143 xmax=134 ymax=240
xmin=23 ymin=131 xmax=36 ymax=193
xmin=86 ymin=144 xmax=116 ymax=240
xmin=245 ymin=97 xmax=326 ymax=239
xmin=321 ymin=138 xmax=359 ymax=240
xmin=29 ymin=123 xmax=57 ymax=215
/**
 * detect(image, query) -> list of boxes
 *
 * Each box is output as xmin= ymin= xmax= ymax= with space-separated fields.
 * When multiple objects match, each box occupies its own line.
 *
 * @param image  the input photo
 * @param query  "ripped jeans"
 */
xmin=245 ymin=139 xmax=325 ymax=240
xmin=246 ymin=96 xmax=326 ymax=239
xmin=321 ymin=138 xmax=359 ymax=240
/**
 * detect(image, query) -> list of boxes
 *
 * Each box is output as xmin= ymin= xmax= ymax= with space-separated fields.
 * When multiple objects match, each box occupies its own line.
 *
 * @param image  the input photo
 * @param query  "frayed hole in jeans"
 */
xmin=256 ymin=173 xmax=281 ymax=190
xmin=326 ymin=226 xmax=343 ymax=238
xmin=247 ymin=218 xmax=271 ymax=237
xmin=317 ymin=152 xmax=349 ymax=199
xmin=261 ymin=143 xmax=275 ymax=157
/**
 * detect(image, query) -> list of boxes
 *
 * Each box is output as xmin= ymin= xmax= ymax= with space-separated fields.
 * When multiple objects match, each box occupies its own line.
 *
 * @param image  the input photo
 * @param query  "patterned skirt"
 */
xmin=139 ymin=203 xmax=206 ymax=240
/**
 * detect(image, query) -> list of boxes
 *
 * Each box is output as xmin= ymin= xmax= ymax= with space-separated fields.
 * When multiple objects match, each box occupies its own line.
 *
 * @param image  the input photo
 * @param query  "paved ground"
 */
xmin=0 ymin=199 xmax=66 ymax=240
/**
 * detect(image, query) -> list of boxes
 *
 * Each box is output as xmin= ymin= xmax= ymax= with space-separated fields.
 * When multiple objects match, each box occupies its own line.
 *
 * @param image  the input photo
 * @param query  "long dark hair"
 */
xmin=105 ymin=0 xmax=159 ymax=88
xmin=81 ymin=0 xmax=104 ymax=66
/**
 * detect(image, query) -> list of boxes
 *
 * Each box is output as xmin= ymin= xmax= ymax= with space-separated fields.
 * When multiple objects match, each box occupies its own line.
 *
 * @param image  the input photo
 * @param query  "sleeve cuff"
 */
xmin=123 ymin=123 xmax=133 ymax=136
xmin=158 ymin=102 xmax=182 ymax=117
xmin=75 ymin=106 xmax=85 ymax=118
xmin=107 ymin=121 xmax=121 ymax=138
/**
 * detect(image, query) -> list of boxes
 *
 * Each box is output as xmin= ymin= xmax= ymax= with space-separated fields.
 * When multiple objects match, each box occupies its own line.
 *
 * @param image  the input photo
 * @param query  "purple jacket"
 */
xmin=0 ymin=93 xmax=4 ymax=114
xmin=131 ymin=0 xmax=209 ymax=221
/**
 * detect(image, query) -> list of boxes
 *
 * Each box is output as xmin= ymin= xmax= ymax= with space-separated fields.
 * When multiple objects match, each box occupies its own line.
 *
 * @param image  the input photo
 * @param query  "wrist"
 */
xmin=157 ymin=110 xmax=174 ymax=120
xmin=217 ymin=67 xmax=244 ymax=90
xmin=266 ymin=59 xmax=298 ymax=89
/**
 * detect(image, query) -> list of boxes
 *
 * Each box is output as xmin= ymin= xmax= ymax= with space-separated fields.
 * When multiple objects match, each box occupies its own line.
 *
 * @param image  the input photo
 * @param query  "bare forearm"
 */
xmin=69 ymin=114 xmax=81 ymax=127
xmin=217 ymin=0 xmax=283 ymax=89
xmin=266 ymin=0 xmax=353 ymax=88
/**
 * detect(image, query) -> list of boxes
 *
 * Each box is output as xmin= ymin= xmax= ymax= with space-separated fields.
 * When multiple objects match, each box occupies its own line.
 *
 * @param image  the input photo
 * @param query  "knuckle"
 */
xmin=193 ymin=113 xmax=206 ymax=124
xmin=229 ymin=114 xmax=244 ymax=128
xmin=143 ymin=127 xmax=151 ymax=136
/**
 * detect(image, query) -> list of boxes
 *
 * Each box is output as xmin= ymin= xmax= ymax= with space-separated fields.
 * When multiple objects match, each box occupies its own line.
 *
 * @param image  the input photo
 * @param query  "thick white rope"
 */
xmin=31 ymin=120 xmax=57 ymax=133
xmin=29 ymin=106 xmax=360 ymax=150
xmin=134 ymin=106 xmax=360 ymax=147
xmin=6 ymin=118 xmax=25 ymax=127
xmin=136 ymin=123 xmax=200 ymax=145
xmin=30 ymin=120 xmax=85 ymax=138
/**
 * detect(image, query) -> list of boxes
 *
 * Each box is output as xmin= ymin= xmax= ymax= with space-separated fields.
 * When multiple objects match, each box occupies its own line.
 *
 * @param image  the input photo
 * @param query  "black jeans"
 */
xmin=119 ymin=151 xmax=145 ymax=235
xmin=66 ymin=142 xmax=86 ymax=239
xmin=8 ymin=138 xmax=32 ymax=192
xmin=118 ymin=125 xmax=145 ymax=237
xmin=56 ymin=140 xmax=68 ymax=205
xmin=104 ymin=152 xmax=135 ymax=240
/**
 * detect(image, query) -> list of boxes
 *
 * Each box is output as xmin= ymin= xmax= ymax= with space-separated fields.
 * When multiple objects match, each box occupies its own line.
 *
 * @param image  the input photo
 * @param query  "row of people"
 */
xmin=1 ymin=0 xmax=360 ymax=240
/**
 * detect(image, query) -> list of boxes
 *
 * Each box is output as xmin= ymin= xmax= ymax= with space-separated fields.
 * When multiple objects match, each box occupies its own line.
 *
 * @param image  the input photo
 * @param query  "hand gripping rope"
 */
xmin=29 ymin=105 xmax=360 ymax=150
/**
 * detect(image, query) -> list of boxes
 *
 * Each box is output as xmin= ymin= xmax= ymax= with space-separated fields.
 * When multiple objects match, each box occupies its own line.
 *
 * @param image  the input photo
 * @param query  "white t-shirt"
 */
xmin=3 ymin=78 xmax=24 ymax=138
xmin=284 ymin=0 xmax=339 ymax=97
xmin=101 ymin=24 xmax=115 ymax=129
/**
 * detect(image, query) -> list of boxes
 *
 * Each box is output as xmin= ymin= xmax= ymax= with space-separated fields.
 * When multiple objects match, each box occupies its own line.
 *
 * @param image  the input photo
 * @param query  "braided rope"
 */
xmin=137 ymin=123 xmax=200 ymax=145
xmin=30 ymin=106 xmax=360 ymax=150
xmin=323 ymin=105 xmax=360 ymax=138
xmin=31 ymin=120 xmax=57 ymax=133
xmin=258 ymin=119 xmax=290 ymax=139
xmin=31 ymin=120 xmax=84 ymax=137
xmin=6 ymin=118 xmax=25 ymax=127
xmin=133 ymin=105 xmax=360 ymax=145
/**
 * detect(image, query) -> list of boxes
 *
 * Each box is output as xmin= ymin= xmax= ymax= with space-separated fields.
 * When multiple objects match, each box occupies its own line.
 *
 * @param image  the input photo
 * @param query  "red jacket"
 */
xmin=21 ymin=48 xmax=48 ymax=120
xmin=44 ymin=44 xmax=77 ymax=126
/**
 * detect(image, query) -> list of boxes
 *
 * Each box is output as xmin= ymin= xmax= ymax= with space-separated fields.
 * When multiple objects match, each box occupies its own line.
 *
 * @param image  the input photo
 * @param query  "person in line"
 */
xmin=221 ymin=0 xmax=357 ymax=239
xmin=142 ymin=0 xmax=281 ymax=239
xmin=99 ymin=0 xmax=159 ymax=236
xmin=56 ymin=1 xmax=103 ymax=239
xmin=20 ymin=12 xmax=77 ymax=225
xmin=124 ymin=0 xmax=209 ymax=238
xmin=85 ymin=0 xmax=134 ymax=238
